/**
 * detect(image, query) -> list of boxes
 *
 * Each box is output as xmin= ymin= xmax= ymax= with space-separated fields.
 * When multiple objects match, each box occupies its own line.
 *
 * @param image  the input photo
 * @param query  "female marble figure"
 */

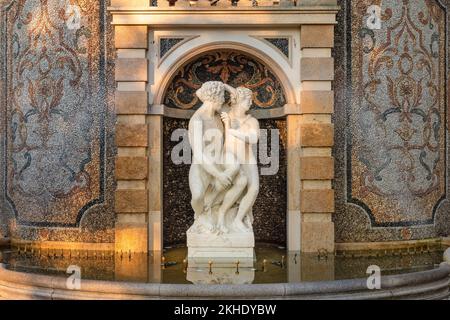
xmin=188 ymin=81 xmax=260 ymax=235
xmin=217 ymin=85 xmax=260 ymax=233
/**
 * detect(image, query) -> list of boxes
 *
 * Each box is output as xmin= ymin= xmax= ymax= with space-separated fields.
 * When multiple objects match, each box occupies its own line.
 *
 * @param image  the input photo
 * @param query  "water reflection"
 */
xmin=0 ymin=244 xmax=446 ymax=285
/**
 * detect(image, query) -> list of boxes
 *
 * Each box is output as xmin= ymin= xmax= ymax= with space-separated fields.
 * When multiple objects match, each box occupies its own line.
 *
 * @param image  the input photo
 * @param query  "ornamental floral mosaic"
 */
xmin=163 ymin=50 xmax=286 ymax=110
xmin=349 ymin=0 xmax=447 ymax=226
xmin=1 ymin=0 xmax=108 ymax=227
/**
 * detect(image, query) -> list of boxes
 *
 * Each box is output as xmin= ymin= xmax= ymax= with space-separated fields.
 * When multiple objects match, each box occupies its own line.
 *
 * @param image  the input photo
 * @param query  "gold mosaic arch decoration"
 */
xmin=162 ymin=49 xmax=288 ymax=111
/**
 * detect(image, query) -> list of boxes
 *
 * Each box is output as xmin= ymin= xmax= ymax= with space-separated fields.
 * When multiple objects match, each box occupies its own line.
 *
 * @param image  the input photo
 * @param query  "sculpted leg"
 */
xmin=189 ymin=165 xmax=209 ymax=219
xmin=203 ymin=151 xmax=238 ymax=215
xmin=203 ymin=187 xmax=220 ymax=212
xmin=217 ymin=173 xmax=247 ymax=234
xmin=233 ymin=164 xmax=259 ymax=232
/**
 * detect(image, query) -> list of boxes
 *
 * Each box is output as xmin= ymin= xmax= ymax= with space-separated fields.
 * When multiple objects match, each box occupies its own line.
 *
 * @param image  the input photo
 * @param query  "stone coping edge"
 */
xmin=0 ymin=263 xmax=449 ymax=299
xmin=335 ymin=238 xmax=447 ymax=251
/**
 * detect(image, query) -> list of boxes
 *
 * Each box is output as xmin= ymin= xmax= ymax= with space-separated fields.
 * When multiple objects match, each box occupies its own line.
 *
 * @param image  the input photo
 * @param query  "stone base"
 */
xmin=187 ymin=232 xmax=255 ymax=260
xmin=188 ymin=257 xmax=254 ymax=268
xmin=188 ymin=247 xmax=254 ymax=259
xmin=187 ymin=267 xmax=255 ymax=285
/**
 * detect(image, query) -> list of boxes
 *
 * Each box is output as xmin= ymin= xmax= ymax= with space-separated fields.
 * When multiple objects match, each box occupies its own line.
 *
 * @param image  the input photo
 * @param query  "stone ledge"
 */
xmin=115 ymin=91 xmax=148 ymax=114
xmin=301 ymin=189 xmax=335 ymax=213
xmin=115 ymin=156 xmax=148 ymax=180
xmin=115 ymin=26 xmax=148 ymax=49
xmin=115 ymin=58 xmax=148 ymax=82
xmin=300 ymin=156 xmax=334 ymax=180
xmin=115 ymin=190 xmax=148 ymax=213
xmin=300 ymin=25 xmax=334 ymax=48
xmin=109 ymin=9 xmax=340 ymax=27
xmin=9 ymin=240 xmax=113 ymax=251
xmin=301 ymin=57 xmax=334 ymax=81
xmin=301 ymin=91 xmax=334 ymax=114
xmin=300 ymin=123 xmax=334 ymax=147
xmin=116 ymin=123 xmax=148 ymax=147
xmin=335 ymin=238 xmax=445 ymax=252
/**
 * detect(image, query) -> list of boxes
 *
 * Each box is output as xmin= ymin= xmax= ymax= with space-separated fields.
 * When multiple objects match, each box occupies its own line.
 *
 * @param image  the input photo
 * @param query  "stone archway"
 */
xmin=112 ymin=5 xmax=337 ymax=255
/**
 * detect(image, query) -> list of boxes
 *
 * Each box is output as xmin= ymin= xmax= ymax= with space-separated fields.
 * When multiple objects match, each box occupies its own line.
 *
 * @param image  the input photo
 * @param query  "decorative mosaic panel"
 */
xmin=334 ymin=0 xmax=449 ymax=242
xmin=349 ymin=0 xmax=446 ymax=227
xmin=0 ymin=0 xmax=115 ymax=236
xmin=163 ymin=50 xmax=286 ymax=110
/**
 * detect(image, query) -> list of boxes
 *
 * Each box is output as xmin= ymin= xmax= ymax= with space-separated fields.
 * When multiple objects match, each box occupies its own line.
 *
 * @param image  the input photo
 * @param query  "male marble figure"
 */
xmin=187 ymin=81 xmax=260 ymax=239
xmin=188 ymin=81 xmax=231 ymax=234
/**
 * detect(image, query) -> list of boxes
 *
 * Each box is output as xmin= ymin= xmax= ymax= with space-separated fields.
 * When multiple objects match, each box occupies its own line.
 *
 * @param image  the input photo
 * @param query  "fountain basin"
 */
xmin=1 ymin=245 xmax=447 ymax=283
xmin=0 ymin=262 xmax=449 ymax=300
xmin=0 ymin=244 xmax=449 ymax=300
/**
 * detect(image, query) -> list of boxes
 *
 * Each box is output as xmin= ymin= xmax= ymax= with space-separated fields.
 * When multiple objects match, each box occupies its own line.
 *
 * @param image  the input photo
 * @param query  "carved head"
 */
xmin=231 ymin=87 xmax=253 ymax=112
xmin=195 ymin=81 xmax=225 ymax=111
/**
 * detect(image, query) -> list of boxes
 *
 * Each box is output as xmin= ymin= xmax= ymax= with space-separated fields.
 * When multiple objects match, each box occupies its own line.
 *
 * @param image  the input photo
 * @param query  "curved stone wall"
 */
xmin=334 ymin=0 xmax=450 ymax=243
xmin=0 ymin=0 xmax=448 ymax=251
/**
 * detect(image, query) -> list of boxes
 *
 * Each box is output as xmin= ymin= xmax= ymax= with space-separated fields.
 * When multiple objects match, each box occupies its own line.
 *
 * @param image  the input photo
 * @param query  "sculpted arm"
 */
xmin=224 ymin=84 xmax=237 ymax=97
xmin=227 ymin=118 xmax=260 ymax=145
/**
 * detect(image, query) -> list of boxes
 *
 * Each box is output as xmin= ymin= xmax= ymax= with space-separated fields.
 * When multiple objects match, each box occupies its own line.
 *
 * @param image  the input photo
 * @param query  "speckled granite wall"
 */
xmin=0 ymin=0 xmax=115 ymax=243
xmin=334 ymin=0 xmax=450 ymax=242
xmin=163 ymin=118 xmax=287 ymax=247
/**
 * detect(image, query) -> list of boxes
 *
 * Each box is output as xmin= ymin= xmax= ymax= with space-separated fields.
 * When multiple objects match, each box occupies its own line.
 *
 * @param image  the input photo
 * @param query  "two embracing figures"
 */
xmin=187 ymin=81 xmax=260 ymax=236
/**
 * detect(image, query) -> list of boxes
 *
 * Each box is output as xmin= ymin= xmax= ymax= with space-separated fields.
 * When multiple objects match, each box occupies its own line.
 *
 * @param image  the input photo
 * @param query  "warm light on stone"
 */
xmin=0 ymin=0 xmax=448 ymax=301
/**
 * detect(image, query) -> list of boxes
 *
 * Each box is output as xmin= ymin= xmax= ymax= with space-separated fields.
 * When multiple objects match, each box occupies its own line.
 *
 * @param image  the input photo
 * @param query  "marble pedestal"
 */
xmin=187 ymin=231 xmax=255 ymax=260
xmin=187 ymin=233 xmax=255 ymax=285
xmin=187 ymin=267 xmax=255 ymax=285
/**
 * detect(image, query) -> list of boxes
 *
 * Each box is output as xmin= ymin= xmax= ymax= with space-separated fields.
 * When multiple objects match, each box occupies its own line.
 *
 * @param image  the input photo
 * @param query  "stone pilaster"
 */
xmin=114 ymin=25 xmax=149 ymax=253
xmin=147 ymin=115 xmax=163 ymax=253
xmin=299 ymin=24 xmax=335 ymax=253
xmin=287 ymin=115 xmax=302 ymax=252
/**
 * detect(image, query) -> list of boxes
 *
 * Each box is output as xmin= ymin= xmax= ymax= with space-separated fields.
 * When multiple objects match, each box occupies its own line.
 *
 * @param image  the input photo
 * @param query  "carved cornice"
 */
xmin=108 ymin=6 xmax=340 ymax=26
